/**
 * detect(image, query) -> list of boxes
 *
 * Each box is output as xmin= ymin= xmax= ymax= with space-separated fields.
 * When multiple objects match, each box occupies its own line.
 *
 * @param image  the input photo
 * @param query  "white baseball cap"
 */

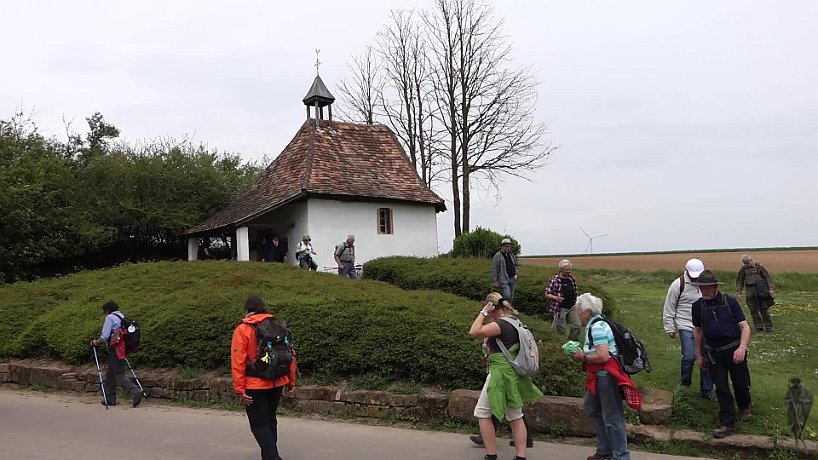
xmin=685 ymin=258 xmax=705 ymax=278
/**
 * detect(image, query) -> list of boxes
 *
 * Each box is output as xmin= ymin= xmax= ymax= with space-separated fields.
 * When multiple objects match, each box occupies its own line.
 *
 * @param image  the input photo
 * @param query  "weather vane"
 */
xmin=314 ymin=49 xmax=321 ymax=75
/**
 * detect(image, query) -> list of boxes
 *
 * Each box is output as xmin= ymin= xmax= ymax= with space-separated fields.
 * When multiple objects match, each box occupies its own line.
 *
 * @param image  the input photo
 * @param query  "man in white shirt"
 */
xmin=663 ymin=258 xmax=714 ymax=399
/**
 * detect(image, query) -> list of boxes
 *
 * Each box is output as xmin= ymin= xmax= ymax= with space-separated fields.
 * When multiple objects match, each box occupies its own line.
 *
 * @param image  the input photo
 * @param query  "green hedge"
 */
xmin=0 ymin=261 xmax=585 ymax=394
xmin=363 ymin=256 xmax=615 ymax=317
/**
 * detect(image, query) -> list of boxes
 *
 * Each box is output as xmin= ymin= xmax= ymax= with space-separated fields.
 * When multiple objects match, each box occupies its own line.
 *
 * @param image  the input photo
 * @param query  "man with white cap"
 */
xmin=663 ymin=258 xmax=714 ymax=399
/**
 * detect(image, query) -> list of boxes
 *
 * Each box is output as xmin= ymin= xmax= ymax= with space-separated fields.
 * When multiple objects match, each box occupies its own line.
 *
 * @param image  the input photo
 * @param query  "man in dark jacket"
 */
xmin=492 ymin=238 xmax=518 ymax=301
xmin=736 ymin=254 xmax=774 ymax=332
xmin=693 ymin=270 xmax=752 ymax=439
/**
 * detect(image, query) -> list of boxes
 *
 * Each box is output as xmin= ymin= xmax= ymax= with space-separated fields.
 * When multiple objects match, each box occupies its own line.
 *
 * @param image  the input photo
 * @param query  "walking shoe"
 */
xmin=587 ymin=453 xmax=612 ymax=460
xmin=509 ymin=439 xmax=534 ymax=448
xmin=712 ymin=426 xmax=736 ymax=438
xmin=701 ymin=392 xmax=715 ymax=400
xmin=132 ymin=392 xmax=143 ymax=408
xmin=740 ymin=408 xmax=752 ymax=420
xmin=101 ymin=400 xmax=118 ymax=406
xmin=470 ymin=435 xmax=484 ymax=446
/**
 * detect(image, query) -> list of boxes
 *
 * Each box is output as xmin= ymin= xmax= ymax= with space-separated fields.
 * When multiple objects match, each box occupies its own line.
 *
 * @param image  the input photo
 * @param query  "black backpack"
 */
xmin=588 ymin=317 xmax=652 ymax=375
xmin=115 ymin=312 xmax=141 ymax=353
xmin=245 ymin=317 xmax=295 ymax=380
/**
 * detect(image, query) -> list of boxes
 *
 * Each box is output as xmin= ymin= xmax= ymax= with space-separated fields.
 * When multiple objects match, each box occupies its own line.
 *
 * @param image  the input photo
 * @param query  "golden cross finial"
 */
xmin=314 ymin=49 xmax=321 ymax=75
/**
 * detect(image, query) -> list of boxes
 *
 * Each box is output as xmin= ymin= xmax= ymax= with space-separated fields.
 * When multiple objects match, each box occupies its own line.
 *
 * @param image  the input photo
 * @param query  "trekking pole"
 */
xmin=92 ymin=345 xmax=108 ymax=410
xmin=124 ymin=357 xmax=147 ymax=397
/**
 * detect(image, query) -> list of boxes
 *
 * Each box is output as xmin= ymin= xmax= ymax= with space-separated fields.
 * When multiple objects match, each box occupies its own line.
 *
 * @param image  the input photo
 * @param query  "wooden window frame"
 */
xmin=377 ymin=208 xmax=394 ymax=234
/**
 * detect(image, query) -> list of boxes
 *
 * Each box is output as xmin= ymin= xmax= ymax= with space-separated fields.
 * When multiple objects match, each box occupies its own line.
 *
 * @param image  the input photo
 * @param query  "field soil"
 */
xmin=521 ymin=249 xmax=818 ymax=272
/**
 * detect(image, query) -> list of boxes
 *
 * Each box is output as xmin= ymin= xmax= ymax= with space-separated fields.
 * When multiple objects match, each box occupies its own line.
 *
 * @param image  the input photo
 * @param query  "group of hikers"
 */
xmin=198 ymin=233 xmax=360 ymax=279
xmin=92 ymin=242 xmax=776 ymax=460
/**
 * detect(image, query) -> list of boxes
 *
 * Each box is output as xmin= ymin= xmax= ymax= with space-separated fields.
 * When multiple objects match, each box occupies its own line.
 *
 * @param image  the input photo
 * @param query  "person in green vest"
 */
xmin=469 ymin=292 xmax=543 ymax=460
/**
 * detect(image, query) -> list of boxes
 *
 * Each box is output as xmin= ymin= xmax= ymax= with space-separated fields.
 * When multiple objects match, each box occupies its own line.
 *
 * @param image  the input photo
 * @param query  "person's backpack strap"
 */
xmin=495 ymin=316 xmax=521 ymax=363
xmin=677 ymin=275 xmax=685 ymax=304
xmin=587 ymin=316 xmax=606 ymax=348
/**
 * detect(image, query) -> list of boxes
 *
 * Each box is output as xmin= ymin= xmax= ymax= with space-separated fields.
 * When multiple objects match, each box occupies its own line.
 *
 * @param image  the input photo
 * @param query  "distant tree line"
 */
xmin=0 ymin=110 xmax=260 ymax=283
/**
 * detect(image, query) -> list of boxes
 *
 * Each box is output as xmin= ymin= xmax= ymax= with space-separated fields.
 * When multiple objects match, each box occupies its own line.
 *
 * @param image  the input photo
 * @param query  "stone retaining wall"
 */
xmin=2 ymin=359 xmax=815 ymax=457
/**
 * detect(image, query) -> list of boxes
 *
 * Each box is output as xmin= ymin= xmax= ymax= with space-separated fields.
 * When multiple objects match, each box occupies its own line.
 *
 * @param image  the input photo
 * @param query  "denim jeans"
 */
xmin=499 ymin=278 xmax=517 ymax=302
xmin=678 ymin=329 xmax=713 ymax=395
xmin=245 ymin=386 xmax=284 ymax=460
xmin=338 ymin=261 xmax=358 ymax=279
xmin=584 ymin=374 xmax=631 ymax=460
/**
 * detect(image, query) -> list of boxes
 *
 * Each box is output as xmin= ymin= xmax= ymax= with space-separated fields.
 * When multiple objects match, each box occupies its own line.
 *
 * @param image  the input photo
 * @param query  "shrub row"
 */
xmin=0 ymin=261 xmax=585 ymax=394
xmin=363 ymin=256 xmax=616 ymax=317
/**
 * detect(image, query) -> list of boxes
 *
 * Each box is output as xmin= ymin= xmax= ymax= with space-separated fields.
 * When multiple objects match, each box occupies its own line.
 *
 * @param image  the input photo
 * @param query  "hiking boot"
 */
xmin=132 ymin=392 xmax=143 ymax=408
xmin=509 ymin=439 xmax=534 ymax=448
xmin=701 ymin=392 xmax=715 ymax=400
xmin=101 ymin=400 xmax=118 ymax=406
xmin=765 ymin=328 xmax=774 ymax=333
xmin=713 ymin=426 xmax=736 ymax=438
xmin=587 ymin=453 xmax=612 ymax=460
xmin=740 ymin=408 xmax=752 ymax=420
xmin=470 ymin=435 xmax=484 ymax=446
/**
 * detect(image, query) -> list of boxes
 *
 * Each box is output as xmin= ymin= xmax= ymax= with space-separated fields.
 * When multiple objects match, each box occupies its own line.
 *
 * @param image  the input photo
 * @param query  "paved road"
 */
xmin=0 ymin=388 xmax=709 ymax=460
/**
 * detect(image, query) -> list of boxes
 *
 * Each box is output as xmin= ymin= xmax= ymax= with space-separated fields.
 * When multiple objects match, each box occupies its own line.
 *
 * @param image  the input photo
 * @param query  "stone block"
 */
xmin=312 ymin=400 xmax=333 ymax=414
xmin=330 ymin=401 xmax=348 ymax=415
xmin=711 ymin=434 xmax=774 ymax=451
xmin=525 ymin=396 xmax=595 ymax=436
xmin=446 ymin=389 xmax=479 ymax=422
xmin=170 ymin=378 xmax=208 ymax=391
xmin=629 ymin=424 xmax=671 ymax=442
xmin=149 ymin=387 xmax=170 ymax=399
xmin=386 ymin=393 xmax=419 ymax=407
xmin=670 ymin=429 xmax=706 ymax=446
xmin=28 ymin=366 xmax=64 ymax=388
xmin=419 ymin=393 xmax=449 ymax=411
xmin=341 ymin=390 xmax=368 ymax=404
xmin=776 ymin=438 xmax=818 ymax=457
xmin=638 ymin=388 xmax=673 ymax=425
xmin=293 ymin=386 xmax=336 ymax=401
xmin=293 ymin=399 xmax=314 ymax=412
xmin=348 ymin=403 xmax=369 ymax=417
xmin=9 ymin=364 xmax=33 ymax=384
xmin=208 ymin=377 xmax=234 ymax=403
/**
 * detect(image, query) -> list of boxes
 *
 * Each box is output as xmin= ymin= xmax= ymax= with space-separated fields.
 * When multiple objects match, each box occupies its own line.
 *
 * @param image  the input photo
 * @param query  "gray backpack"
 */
xmin=496 ymin=316 xmax=540 ymax=377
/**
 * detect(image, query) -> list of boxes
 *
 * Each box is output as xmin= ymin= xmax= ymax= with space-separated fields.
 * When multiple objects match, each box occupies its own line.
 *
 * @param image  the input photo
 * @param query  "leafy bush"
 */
xmin=451 ymin=226 xmax=519 ymax=258
xmin=363 ymin=256 xmax=615 ymax=318
xmin=0 ymin=261 xmax=589 ymax=393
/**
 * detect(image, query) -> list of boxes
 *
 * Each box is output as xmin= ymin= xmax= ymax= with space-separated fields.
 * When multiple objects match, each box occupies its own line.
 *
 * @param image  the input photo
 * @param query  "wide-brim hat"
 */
xmin=690 ymin=269 xmax=723 ymax=286
xmin=500 ymin=238 xmax=512 ymax=246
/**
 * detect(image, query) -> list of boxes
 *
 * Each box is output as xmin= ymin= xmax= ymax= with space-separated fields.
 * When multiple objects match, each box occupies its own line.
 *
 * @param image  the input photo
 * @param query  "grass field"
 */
xmin=570 ymin=267 xmax=818 ymax=441
xmin=522 ymin=248 xmax=818 ymax=273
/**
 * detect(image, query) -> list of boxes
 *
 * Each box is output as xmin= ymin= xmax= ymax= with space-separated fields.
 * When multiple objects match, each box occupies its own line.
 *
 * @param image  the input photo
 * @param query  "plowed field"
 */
xmin=521 ymin=249 xmax=818 ymax=272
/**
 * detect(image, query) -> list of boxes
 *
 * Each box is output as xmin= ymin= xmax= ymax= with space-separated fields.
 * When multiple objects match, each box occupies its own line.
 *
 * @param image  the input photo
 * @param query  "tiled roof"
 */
xmin=184 ymin=119 xmax=445 ymax=235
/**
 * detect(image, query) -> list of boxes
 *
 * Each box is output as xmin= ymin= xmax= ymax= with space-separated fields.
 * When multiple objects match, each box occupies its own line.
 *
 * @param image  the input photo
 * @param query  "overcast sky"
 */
xmin=3 ymin=1 xmax=816 ymax=256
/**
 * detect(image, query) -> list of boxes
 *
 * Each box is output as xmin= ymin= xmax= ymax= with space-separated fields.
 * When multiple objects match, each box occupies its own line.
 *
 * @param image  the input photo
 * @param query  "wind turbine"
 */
xmin=580 ymin=227 xmax=608 ymax=254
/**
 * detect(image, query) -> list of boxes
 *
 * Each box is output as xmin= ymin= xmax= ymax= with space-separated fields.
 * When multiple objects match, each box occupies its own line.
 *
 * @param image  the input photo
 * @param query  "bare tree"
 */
xmin=377 ymin=10 xmax=442 ymax=186
xmin=425 ymin=0 xmax=553 ymax=236
xmin=336 ymin=46 xmax=383 ymax=124
xmin=338 ymin=0 xmax=553 ymax=238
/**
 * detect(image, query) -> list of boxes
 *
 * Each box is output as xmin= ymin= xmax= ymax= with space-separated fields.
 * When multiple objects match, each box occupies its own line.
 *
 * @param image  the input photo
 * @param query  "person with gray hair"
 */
xmin=334 ymin=235 xmax=357 ymax=279
xmin=736 ymin=254 xmax=774 ymax=332
xmin=571 ymin=292 xmax=633 ymax=460
xmin=545 ymin=259 xmax=581 ymax=340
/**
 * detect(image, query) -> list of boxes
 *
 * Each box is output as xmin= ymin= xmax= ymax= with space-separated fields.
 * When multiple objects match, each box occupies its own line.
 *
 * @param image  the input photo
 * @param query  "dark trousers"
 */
xmin=745 ymin=286 xmax=773 ymax=331
xmin=707 ymin=345 xmax=752 ymax=427
xmin=245 ymin=387 xmax=284 ymax=460
xmin=105 ymin=348 xmax=138 ymax=404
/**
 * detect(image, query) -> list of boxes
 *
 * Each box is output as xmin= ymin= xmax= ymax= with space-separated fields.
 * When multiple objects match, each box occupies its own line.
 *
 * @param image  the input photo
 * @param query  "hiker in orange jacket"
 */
xmin=231 ymin=295 xmax=297 ymax=460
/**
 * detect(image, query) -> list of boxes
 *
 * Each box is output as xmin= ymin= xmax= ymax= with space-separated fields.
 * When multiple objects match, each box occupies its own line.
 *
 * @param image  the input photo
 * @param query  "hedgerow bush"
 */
xmin=363 ymin=256 xmax=615 ymax=317
xmin=0 ymin=260 xmax=585 ymax=394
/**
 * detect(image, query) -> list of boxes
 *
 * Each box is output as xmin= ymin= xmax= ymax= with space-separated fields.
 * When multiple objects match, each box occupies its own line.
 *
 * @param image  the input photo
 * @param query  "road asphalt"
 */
xmin=0 ymin=387 xmax=711 ymax=460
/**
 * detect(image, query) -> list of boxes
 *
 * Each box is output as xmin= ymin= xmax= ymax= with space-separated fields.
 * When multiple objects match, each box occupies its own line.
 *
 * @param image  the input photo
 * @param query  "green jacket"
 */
xmin=487 ymin=345 xmax=544 ymax=420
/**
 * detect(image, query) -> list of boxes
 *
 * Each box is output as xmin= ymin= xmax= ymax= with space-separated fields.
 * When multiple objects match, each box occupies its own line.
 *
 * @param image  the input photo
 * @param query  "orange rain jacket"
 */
xmin=231 ymin=313 xmax=297 ymax=396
